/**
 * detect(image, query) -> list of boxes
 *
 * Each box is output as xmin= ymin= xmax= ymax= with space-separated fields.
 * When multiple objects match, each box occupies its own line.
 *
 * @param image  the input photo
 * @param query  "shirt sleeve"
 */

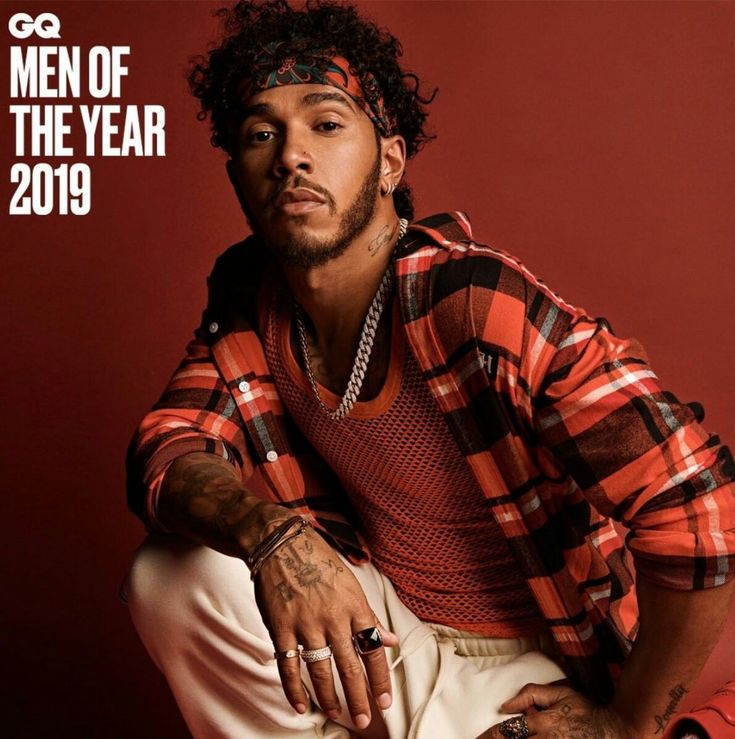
xmin=530 ymin=305 xmax=735 ymax=590
xmin=125 ymin=326 xmax=252 ymax=531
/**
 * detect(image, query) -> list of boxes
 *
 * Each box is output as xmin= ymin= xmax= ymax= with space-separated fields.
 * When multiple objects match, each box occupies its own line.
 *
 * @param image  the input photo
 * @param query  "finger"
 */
xmin=352 ymin=621 xmax=393 ymax=710
xmin=523 ymin=711 xmax=544 ymax=736
xmin=377 ymin=623 xmax=399 ymax=648
xmin=483 ymin=715 xmax=530 ymax=739
xmin=361 ymin=649 xmax=393 ymax=711
xmin=330 ymin=633 xmax=373 ymax=729
xmin=367 ymin=609 xmax=399 ymax=648
xmin=523 ymin=707 xmax=576 ymax=737
xmin=548 ymin=677 xmax=574 ymax=688
xmin=300 ymin=636 xmax=342 ymax=720
xmin=272 ymin=636 xmax=308 ymax=713
xmin=500 ymin=682 xmax=576 ymax=713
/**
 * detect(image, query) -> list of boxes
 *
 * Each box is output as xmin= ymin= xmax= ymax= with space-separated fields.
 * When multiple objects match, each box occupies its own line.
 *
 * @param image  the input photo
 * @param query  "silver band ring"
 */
xmin=273 ymin=649 xmax=300 ymax=660
xmin=498 ymin=715 xmax=530 ymax=739
xmin=300 ymin=645 xmax=333 ymax=663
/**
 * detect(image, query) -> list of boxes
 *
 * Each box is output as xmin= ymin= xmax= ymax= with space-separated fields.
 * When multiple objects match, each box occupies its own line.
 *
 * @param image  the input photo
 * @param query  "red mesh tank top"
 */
xmin=260 ymin=285 xmax=543 ymax=637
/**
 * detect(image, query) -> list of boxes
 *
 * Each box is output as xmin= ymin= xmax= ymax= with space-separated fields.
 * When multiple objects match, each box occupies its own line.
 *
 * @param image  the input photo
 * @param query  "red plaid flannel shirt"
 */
xmin=127 ymin=212 xmax=735 ymax=700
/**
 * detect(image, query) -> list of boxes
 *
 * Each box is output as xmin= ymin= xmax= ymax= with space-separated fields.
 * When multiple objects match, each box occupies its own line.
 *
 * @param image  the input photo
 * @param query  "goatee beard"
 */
xmin=244 ymin=154 xmax=382 ymax=269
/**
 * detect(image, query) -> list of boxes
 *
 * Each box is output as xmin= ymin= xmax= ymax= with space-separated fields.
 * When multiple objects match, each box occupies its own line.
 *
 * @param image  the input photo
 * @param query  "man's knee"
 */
xmin=124 ymin=535 xmax=268 ymax=651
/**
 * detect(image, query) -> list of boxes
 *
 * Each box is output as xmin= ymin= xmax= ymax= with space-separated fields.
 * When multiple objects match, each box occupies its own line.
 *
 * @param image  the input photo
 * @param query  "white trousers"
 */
xmin=124 ymin=535 xmax=566 ymax=739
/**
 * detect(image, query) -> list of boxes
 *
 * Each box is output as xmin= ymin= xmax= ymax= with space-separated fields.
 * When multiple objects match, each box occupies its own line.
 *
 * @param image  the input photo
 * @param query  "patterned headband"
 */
xmin=241 ymin=41 xmax=394 ymax=137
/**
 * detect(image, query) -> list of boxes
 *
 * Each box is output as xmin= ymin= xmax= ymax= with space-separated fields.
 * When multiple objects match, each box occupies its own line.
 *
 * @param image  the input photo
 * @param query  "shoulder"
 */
xmin=398 ymin=211 xmax=578 ymax=323
xmin=208 ymin=235 xmax=270 ymax=287
xmin=201 ymin=235 xmax=273 ymax=340
xmin=397 ymin=213 xmax=594 ymax=369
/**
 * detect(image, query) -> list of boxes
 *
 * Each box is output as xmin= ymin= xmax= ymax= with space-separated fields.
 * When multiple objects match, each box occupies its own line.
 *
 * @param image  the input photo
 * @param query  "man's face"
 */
xmin=229 ymin=83 xmax=383 ymax=268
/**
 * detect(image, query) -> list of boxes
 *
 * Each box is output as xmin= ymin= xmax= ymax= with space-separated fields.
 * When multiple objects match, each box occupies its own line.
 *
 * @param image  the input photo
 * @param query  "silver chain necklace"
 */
xmin=294 ymin=217 xmax=409 ymax=420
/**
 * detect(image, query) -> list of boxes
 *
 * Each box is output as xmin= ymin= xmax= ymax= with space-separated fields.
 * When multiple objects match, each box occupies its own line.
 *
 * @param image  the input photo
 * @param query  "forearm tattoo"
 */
xmin=653 ymin=684 xmax=688 ymax=734
xmin=158 ymin=452 xmax=280 ymax=556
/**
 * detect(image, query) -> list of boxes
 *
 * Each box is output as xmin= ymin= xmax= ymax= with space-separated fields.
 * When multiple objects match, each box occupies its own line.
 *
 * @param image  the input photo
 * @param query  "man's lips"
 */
xmin=275 ymin=187 xmax=327 ymax=214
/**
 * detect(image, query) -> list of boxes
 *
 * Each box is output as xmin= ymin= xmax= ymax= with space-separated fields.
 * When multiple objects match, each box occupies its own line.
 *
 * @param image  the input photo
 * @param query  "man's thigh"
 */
xmin=123 ymin=534 xmax=565 ymax=739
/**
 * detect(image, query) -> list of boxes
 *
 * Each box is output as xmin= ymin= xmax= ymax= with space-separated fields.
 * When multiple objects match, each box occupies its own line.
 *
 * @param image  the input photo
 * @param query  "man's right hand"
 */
xmin=254 ymin=525 xmax=398 ymax=731
xmin=157 ymin=452 xmax=397 ymax=729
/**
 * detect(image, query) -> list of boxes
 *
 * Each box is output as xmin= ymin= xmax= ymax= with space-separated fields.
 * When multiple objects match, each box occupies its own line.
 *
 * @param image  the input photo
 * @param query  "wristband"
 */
xmin=247 ymin=515 xmax=310 ymax=580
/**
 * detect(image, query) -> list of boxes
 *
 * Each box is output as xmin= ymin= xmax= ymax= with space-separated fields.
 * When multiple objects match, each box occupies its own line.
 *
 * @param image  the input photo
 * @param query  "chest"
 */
xmin=291 ymin=296 xmax=396 ymax=403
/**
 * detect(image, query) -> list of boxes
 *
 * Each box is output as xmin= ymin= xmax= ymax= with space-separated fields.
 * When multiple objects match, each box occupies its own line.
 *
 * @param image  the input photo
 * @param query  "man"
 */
xmin=125 ymin=2 xmax=735 ymax=737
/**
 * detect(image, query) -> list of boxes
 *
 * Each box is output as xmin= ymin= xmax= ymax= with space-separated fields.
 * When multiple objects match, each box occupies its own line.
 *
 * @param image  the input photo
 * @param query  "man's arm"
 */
xmin=491 ymin=577 xmax=734 ymax=738
xmin=127 ymin=321 xmax=396 ymax=730
xmin=611 ymin=576 xmax=735 ymax=736
xmin=152 ymin=450 xmax=397 ymax=731
xmin=156 ymin=451 xmax=290 ymax=557
xmin=476 ymin=262 xmax=735 ymax=736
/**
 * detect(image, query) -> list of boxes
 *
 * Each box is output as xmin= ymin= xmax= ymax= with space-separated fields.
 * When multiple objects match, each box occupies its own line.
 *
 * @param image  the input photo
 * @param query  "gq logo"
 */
xmin=8 ymin=12 xmax=61 ymax=39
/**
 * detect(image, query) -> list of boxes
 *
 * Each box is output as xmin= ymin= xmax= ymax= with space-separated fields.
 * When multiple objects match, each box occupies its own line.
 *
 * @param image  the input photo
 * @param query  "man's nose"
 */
xmin=272 ymin=130 xmax=313 ymax=178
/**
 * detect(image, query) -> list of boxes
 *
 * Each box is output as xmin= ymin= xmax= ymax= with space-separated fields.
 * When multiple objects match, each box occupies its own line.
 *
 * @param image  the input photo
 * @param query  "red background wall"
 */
xmin=2 ymin=2 xmax=733 ymax=735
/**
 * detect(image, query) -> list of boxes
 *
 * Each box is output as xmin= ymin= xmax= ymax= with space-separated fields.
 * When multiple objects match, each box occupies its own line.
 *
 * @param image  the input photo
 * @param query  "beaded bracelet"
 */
xmin=247 ymin=515 xmax=311 ymax=580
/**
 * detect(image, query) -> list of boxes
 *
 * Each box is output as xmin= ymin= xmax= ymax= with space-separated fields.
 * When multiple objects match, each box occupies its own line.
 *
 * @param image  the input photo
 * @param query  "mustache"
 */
xmin=268 ymin=175 xmax=337 ymax=212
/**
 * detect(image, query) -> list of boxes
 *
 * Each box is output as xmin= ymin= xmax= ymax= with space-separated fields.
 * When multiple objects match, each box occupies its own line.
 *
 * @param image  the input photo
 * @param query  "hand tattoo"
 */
xmin=323 ymin=558 xmax=344 ymax=574
xmin=275 ymin=581 xmax=294 ymax=602
xmin=278 ymin=540 xmax=323 ymax=589
xmin=267 ymin=536 xmax=348 ymax=606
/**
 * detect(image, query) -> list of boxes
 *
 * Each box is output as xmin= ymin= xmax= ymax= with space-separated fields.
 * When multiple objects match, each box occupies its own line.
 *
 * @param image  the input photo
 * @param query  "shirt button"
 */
xmin=238 ymin=380 xmax=250 ymax=393
xmin=266 ymin=450 xmax=278 ymax=463
xmin=208 ymin=321 xmax=219 ymax=334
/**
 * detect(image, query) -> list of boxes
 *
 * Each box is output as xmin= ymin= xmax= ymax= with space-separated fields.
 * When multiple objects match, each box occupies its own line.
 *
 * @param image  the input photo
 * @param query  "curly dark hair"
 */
xmin=188 ymin=0 xmax=436 ymax=220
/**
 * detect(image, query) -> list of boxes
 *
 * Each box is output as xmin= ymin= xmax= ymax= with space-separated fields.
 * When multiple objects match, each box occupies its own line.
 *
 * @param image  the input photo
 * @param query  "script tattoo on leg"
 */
xmin=653 ymin=684 xmax=688 ymax=734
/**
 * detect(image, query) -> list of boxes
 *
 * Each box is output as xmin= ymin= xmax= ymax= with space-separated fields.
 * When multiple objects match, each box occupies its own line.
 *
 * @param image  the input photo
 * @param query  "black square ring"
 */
xmin=353 ymin=626 xmax=383 ymax=654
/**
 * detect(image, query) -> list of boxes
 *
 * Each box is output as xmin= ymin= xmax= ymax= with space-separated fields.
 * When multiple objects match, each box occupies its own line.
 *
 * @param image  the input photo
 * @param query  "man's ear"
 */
xmin=380 ymin=134 xmax=407 ymax=189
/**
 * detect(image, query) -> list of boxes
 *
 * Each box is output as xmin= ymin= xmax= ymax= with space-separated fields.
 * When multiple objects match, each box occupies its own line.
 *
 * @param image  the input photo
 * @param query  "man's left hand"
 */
xmin=485 ymin=683 xmax=634 ymax=739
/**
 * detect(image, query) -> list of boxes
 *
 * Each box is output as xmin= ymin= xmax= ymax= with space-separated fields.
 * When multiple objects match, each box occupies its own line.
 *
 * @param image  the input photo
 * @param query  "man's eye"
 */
xmin=248 ymin=130 xmax=275 ymax=143
xmin=316 ymin=121 xmax=342 ymax=133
